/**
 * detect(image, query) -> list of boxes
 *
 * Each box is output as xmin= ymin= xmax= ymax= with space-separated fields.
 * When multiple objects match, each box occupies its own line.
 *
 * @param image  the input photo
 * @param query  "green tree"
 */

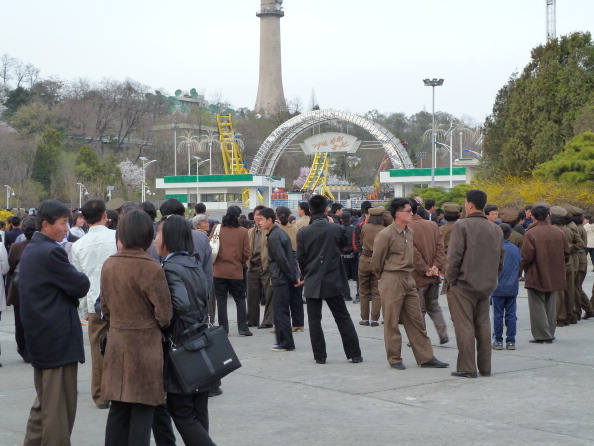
xmin=75 ymin=145 xmax=105 ymax=183
xmin=533 ymin=132 xmax=594 ymax=186
xmin=2 ymin=86 xmax=30 ymax=118
xmin=482 ymin=32 xmax=594 ymax=177
xmin=31 ymin=127 xmax=62 ymax=196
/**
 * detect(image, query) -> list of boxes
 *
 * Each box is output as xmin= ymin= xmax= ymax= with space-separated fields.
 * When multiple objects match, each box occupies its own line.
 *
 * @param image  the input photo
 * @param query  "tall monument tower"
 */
xmin=255 ymin=0 xmax=286 ymax=115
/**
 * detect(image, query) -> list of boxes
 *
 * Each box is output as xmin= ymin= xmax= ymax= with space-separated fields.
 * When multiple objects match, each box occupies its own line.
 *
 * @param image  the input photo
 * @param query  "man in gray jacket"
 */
xmin=446 ymin=190 xmax=504 ymax=378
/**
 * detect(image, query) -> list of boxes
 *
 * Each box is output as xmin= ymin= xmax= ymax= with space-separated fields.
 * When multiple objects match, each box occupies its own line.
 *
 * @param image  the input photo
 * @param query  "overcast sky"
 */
xmin=2 ymin=0 xmax=593 ymax=125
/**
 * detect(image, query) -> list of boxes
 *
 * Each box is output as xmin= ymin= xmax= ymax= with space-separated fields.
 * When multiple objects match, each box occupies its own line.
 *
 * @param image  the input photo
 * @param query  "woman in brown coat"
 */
xmin=100 ymin=210 xmax=173 ymax=446
xmin=210 ymin=205 xmax=251 ymax=336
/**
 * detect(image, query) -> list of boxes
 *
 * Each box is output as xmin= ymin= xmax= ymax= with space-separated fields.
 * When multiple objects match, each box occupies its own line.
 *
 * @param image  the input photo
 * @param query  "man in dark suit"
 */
xmin=19 ymin=200 xmax=91 ymax=445
xmin=4 ymin=215 xmax=23 ymax=251
xmin=297 ymin=195 xmax=362 ymax=364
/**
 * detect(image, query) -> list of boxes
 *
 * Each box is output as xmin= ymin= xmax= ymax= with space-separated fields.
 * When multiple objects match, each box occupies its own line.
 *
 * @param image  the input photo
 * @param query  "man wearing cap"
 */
xmin=439 ymin=203 xmax=461 ymax=295
xmin=560 ymin=203 xmax=584 ymax=324
xmin=406 ymin=198 xmax=448 ymax=345
xmin=499 ymin=207 xmax=524 ymax=249
xmin=549 ymin=206 xmax=575 ymax=326
xmin=372 ymin=198 xmax=449 ymax=371
xmin=358 ymin=206 xmax=385 ymax=326
xmin=446 ymin=190 xmax=504 ymax=378
xmin=521 ymin=205 xmax=569 ymax=343
xmin=571 ymin=206 xmax=594 ymax=319
xmin=105 ymin=197 xmax=125 ymax=217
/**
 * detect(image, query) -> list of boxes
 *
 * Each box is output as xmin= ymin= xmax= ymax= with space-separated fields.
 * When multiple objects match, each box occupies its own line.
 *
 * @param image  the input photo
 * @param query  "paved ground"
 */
xmin=2 ymin=274 xmax=594 ymax=446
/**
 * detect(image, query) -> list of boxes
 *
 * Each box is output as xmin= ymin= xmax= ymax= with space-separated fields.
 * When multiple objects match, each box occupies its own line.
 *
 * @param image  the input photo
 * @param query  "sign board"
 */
xmin=300 ymin=132 xmax=361 ymax=154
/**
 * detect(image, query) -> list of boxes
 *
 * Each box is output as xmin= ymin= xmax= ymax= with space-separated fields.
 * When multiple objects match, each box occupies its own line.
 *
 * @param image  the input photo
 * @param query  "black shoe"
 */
xmin=343 ymin=296 xmax=352 ymax=301
xmin=451 ymin=371 xmax=477 ymax=378
xmin=208 ymin=386 xmax=223 ymax=397
xmin=420 ymin=358 xmax=449 ymax=368
xmin=390 ymin=362 xmax=405 ymax=370
xmin=530 ymin=339 xmax=553 ymax=344
xmin=359 ymin=320 xmax=370 ymax=326
xmin=239 ymin=329 xmax=253 ymax=336
xmin=96 ymin=403 xmax=110 ymax=409
xmin=479 ymin=371 xmax=491 ymax=377
xmin=351 ymin=356 xmax=363 ymax=363
xmin=440 ymin=337 xmax=449 ymax=345
xmin=315 ymin=358 xmax=326 ymax=364
xmin=257 ymin=324 xmax=273 ymax=329
xmin=247 ymin=323 xmax=258 ymax=327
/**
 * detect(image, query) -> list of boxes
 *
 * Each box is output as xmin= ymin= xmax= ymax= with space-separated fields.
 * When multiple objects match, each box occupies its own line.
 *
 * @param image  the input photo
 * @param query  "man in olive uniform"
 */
xmin=357 ymin=206 xmax=385 ymax=326
xmin=446 ymin=190 xmax=504 ymax=378
xmin=571 ymin=206 xmax=594 ymax=319
xmin=499 ymin=207 xmax=524 ymax=249
xmin=372 ymin=198 xmax=449 ymax=371
xmin=558 ymin=204 xmax=584 ymax=325
xmin=439 ymin=203 xmax=461 ymax=296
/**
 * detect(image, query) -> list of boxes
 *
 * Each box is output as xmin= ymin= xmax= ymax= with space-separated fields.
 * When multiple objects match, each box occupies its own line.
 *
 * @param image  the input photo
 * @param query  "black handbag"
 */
xmin=168 ymin=325 xmax=242 ymax=394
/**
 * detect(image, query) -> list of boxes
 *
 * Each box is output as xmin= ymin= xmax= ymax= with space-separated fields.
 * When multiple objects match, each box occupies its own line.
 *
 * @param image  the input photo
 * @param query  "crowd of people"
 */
xmin=1 ymin=189 xmax=593 ymax=445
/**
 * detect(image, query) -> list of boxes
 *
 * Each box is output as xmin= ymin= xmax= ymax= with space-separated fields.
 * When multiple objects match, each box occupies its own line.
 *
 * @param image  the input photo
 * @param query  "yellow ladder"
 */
xmin=217 ymin=114 xmax=248 ymax=175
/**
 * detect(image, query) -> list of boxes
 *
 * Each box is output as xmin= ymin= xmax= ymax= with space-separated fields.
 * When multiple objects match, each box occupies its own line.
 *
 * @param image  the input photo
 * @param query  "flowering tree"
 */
xmin=117 ymin=160 xmax=144 ymax=189
xmin=293 ymin=166 xmax=351 ymax=189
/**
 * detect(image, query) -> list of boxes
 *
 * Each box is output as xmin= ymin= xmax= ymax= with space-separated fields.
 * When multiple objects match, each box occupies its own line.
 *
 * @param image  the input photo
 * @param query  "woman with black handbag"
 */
xmin=155 ymin=215 xmax=217 ymax=446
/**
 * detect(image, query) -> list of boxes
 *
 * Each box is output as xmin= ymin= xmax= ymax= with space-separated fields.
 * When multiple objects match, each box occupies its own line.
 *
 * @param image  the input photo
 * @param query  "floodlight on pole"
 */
xmin=423 ymin=78 xmax=444 ymax=187
xmin=192 ymin=156 xmax=210 ymax=203
xmin=76 ymin=183 xmax=89 ymax=209
xmin=4 ymin=185 xmax=15 ymax=210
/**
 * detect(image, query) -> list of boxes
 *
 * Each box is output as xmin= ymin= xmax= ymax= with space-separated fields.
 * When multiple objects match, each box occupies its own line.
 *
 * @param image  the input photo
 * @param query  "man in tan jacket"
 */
xmin=446 ymin=190 xmax=504 ymax=378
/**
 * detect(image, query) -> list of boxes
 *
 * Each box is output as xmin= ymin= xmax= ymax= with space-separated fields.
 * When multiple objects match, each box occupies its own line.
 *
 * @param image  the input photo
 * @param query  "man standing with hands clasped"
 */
xmin=372 ymin=198 xmax=449 ymax=371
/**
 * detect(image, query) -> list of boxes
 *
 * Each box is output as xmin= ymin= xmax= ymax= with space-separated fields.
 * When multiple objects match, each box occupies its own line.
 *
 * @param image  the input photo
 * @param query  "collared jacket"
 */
xmin=408 ymin=215 xmax=445 ymax=288
xmin=521 ymin=221 xmax=569 ymax=292
xmin=71 ymin=225 xmax=117 ymax=314
xmin=267 ymin=225 xmax=299 ymax=286
xmin=297 ymin=214 xmax=348 ymax=299
xmin=372 ymin=223 xmax=414 ymax=277
xmin=445 ymin=212 xmax=504 ymax=295
xmin=100 ymin=249 xmax=172 ymax=406
xmin=162 ymin=252 xmax=210 ymax=394
xmin=247 ymin=226 xmax=269 ymax=270
xmin=211 ymin=225 xmax=250 ymax=280
xmin=19 ymin=231 xmax=90 ymax=369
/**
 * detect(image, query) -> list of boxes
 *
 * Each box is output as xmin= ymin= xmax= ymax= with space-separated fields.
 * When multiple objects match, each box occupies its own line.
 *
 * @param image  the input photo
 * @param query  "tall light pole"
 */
xmin=435 ymin=142 xmax=453 ymax=189
xmin=192 ymin=156 xmax=210 ymax=204
xmin=139 ymin=157 xmax=157 ymax=202
xmin=4 ymin=185 xmax=15 ymax=210
xmin=423 ymin=78 xmax=444 ymax=187
xmin=463 ymin=149 xmax=483 ymax=158
xmin=76 ymin=183 xmax=89 ymax=208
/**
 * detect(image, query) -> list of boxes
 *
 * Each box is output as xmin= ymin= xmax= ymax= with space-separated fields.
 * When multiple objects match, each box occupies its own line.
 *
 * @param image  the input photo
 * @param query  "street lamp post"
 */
xmin=463 ymin=149 xmax=483 ymax=158
xmin=4 ymin=185 xmax=15 ymax=210
xmin=423 ymin=78 xmax=444 ymax=187
xmin=435 ymin=142 xmax=454 ymax=188
xmin=76 ymin=183 xmax=89 ymax=208
xmin=192 ymin=156 xmax=210 ymax=204
xmin=139 ymin=157 xmax=157 ymax=202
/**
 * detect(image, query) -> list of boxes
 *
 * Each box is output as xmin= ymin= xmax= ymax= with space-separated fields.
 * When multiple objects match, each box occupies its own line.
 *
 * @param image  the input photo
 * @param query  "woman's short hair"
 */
xmin=117 ymin=209 xmax=154 ymax=250
xmin=192 ymin=213 xmax=209 ymax=229
xmin=158 ymin=215 xmax=194 ymax=253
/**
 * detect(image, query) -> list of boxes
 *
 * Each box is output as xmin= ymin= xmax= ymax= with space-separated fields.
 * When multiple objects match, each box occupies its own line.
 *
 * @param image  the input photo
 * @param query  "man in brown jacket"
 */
xmin=406 ymin=198 xmax=448 ymax=344
xmin=446 ymin=190 xmax=504 ymax=378
xmin=372 ymin=198 xmax=448 ymax=371
xmin=521 ymin=205 xmax=570 ymax=343
xmin=246 ymin=205 xmax=274 ymax=328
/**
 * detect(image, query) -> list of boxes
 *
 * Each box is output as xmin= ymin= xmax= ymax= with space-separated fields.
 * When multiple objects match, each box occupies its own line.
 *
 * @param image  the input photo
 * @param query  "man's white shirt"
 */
xmin=71 ymin=225 xmax=117 ymax=314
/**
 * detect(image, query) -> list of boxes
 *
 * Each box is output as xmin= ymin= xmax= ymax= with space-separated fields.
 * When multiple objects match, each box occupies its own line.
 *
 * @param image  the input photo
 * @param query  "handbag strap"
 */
xmin=212 ymin=224 xmax=221 ymax=239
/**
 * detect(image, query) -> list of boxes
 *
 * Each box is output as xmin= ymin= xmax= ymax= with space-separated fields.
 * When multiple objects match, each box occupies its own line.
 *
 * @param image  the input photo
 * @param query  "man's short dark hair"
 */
xmin=298 ymin=201 xmax=311 ymax=216
xmin=253 ymin=205 xmax=266 ymax=215
xmin=157 ymin=215 xmax=194 ymax=253
xmin=361 ymin=201 xmax=372 ymax=215
xmin=499 ymin=223 xmax=512 ymax=239
xmin=524 ymin=205 xmax=533 ymax=211
xmin=194 ymin=202 xmax=206 ymax=214
xmin=518 ymin=210 xmax=526 ymax=220
xmin=12 ymin=216 xmax=22 ymax=227
xmin=484 ymin=204 xmax=498 ymax=215
xmin=0 ymin=221 xmax=5 ymax=229
xmin=444 ymin=211 xmax=461 ymax=222
xmin=117 ymin=209 xmax=154 ymax=250
xmin=309 ymin=195 xmax=328 ymax=215
xmin=259 ymin=207 xmax=275 ymax=222
xmin=425 ymin=199 xmax=436 ymax=210
xmin=406 ymin=198 xmax=419 ymax=215
xmin=436 ymin=208 xmax=444 ymax=218
xmin=330 ymin=202 xmax=343 ymax=214
xmin=532 ymin=205 xmax=549 ymax=221
xmin=159 ymin=198 xmax=186 ymax=217
xmin=22 ymin=216 xmax=37 ymax=240
xmin=81 ymin=199 xmax=106 ymax=225
xmin=389 ymin=198 xmax=410 ymax=219
xmin=141 ymin=201 xmax=157 ymax=221
xmin=466 ymin=190 xmax=488 ymax=211
xmin=36 ymin=200 xmax=70 ymax=231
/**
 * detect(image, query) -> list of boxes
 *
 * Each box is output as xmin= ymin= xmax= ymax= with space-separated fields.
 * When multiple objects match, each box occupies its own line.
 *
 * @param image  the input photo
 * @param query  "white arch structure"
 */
xmin=249 ymin=109 xmax=413 ymax=176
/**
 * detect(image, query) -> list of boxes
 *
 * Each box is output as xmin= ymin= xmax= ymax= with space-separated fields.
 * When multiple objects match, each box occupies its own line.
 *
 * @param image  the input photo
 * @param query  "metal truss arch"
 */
xmin=249 ymin=109 xmax=413 ymax=176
